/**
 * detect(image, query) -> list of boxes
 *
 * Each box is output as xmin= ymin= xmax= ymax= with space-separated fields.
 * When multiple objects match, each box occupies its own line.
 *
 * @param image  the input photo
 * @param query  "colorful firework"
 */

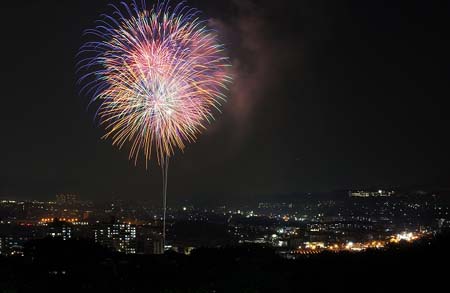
xmin=77 ymin=0 xmax=231 ymax=166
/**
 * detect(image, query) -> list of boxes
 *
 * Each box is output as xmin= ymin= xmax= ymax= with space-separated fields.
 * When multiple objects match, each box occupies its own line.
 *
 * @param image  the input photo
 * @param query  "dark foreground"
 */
xmin=1 ymin=233 xmax=449 ymax=293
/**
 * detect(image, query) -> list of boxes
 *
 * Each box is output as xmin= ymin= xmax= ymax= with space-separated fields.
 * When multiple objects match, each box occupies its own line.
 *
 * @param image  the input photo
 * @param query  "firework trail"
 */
xmin=78 ymin=0 xmax=231 ymax=249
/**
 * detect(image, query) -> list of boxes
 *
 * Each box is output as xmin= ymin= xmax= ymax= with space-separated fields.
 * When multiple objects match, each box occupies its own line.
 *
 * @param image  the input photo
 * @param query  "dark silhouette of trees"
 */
xmin=0 ymin=232 xmax=449 ymax=292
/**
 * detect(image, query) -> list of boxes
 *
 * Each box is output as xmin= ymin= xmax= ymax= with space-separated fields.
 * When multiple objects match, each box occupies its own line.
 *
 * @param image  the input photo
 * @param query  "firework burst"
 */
xmin=78 ymin=0 xmax=231 ymax=166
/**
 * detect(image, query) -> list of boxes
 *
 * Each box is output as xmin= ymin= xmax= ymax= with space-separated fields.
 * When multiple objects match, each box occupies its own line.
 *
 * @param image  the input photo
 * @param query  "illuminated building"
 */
xmin=0 ymin=237 xmax=24 ymax=256
xmin=46 ymin=220 xmax=72 ymax=240
xmin=136 ymin=226 xmax=161 ymax=254
xmin=94 ymin=223 xmax=137 ymax=254
xmin=56 ymin=194 xmax=79 ymax=205
xmin=153 ymin=239 xmax=164 ymax=255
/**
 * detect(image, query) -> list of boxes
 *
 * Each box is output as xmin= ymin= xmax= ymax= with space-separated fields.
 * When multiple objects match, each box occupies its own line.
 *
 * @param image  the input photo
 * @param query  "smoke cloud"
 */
xmin=209 ymin=0 xmax=303 ymax=137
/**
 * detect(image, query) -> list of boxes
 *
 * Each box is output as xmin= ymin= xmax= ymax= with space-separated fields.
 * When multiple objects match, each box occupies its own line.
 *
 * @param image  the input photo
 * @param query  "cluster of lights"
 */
xmin=94 ymin=223 xmax=137 ymax=254
xmin=296 ymin=231 xmax=427 ymax=254
xmin=305 ymin=242 xmax=326 ymax=250
xmin=39 ymin=218 xmax=79 ymax=223
xmin=389 ymin=232 xmax=419 ymax=243
xmin=350 ymin=190 xmax=395 ymax=197
xmin=1 ymin=200 xmax=18 ymax=204
xmin=299 ymin=241 xmax=386 ymax=253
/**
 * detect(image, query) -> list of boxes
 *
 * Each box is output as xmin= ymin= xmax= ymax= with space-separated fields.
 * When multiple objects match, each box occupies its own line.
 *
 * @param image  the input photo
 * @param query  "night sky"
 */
xmin=1 ymin=0 xmax=449 ymax=202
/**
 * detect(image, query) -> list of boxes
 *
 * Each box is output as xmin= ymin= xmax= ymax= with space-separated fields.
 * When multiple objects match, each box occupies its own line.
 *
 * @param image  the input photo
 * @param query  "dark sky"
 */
xmin=1 ymin=0 xmax=450 ymax=202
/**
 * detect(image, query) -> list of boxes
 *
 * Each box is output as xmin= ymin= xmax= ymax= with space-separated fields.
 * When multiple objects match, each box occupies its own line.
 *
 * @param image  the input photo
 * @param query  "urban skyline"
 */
xmin=1 ymin=189 xmax=449 ymax=257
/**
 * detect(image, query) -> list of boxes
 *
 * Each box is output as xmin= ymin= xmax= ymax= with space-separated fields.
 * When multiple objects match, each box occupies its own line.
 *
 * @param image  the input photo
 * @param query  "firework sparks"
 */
xmin=78 ymin=0 xmax=231 ymax=166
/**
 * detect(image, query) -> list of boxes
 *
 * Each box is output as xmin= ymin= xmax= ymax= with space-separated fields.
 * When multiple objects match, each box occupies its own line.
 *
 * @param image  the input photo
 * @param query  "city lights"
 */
xmin=0 ymin=193 xmax=448 ymax=258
